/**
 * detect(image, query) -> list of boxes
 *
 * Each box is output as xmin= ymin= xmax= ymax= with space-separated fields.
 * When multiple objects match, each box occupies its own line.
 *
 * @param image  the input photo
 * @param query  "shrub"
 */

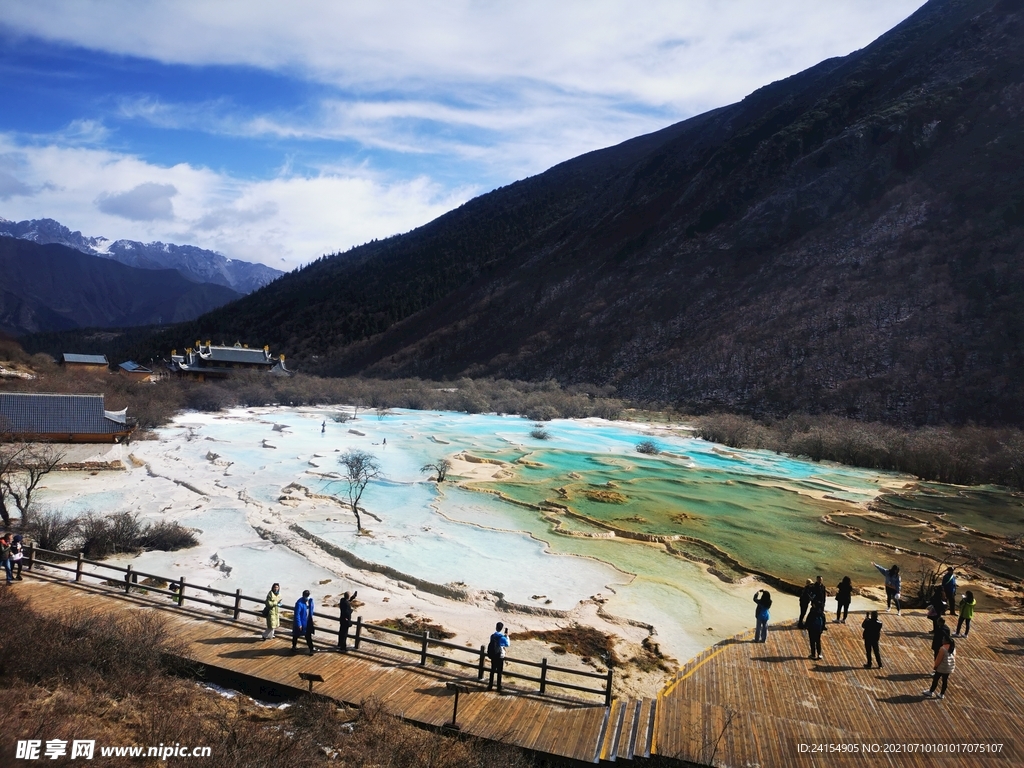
xmin=636 ymin=439 xmax=660 ymax=455
xmin=79 ymin=511 xmax=144 ymax=558
xmin=138 ymin=521 xmax=199 ymax=551
xmin=29 ymin=509 xmax=79 ymax=551
xmin=79 ymin=512 xmax=198 ymax=558
xmin=182 ymin=384 xmax=235 ymax=412
xmin=530 ymin=427 xmax=551 ymax=440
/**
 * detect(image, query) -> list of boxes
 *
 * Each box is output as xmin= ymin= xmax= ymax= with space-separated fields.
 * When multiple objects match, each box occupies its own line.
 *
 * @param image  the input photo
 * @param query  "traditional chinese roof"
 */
xmin=62 ymin=353 xmax=109 ymax=365
xmin=118 ymin=361 xmax=153 ymax=373
xmin=202 ymin=346 xmax=274 ymax=365
xmin=170 ymin=342 xmax=284 ymax=375
xmin=0 ymin=392 xmax=128 ymax=435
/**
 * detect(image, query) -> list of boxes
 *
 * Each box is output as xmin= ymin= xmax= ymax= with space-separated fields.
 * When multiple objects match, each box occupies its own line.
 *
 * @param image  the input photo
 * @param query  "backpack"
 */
xmin=487 ymin=633 xmax=502 ymax=660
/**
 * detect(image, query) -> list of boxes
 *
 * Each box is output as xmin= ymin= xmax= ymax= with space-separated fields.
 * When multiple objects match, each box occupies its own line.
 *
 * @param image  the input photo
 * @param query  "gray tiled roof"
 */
xmin=204 ymin=347 xmax=273 ymax=364
xmin=63 ymin=353 xmax=109 ymax=365
xmin=118 ymin=361 xmax=152 ymax=373
xmin=0 ymin=392 xmax=126 ymax=435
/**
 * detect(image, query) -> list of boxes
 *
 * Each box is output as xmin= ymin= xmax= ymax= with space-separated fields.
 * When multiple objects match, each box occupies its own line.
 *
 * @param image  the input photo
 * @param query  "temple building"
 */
xmin=169 ymin=341 xmax=290 ymax=381
xmin=0 ymin=392 xmax=132 ymax=443
xmin=118 ymin=361 xmax=155 ymax=382
xmin=61 ymin=353 xmax=109 ymax=374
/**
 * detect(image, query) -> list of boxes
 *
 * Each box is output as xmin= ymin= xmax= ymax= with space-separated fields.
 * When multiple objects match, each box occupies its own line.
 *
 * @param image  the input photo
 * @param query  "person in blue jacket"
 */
xmin=487 ymin=621 xmax=510 ymax=691
xmin=872 ymin=562 xmax=901 ymax=614
xmin=941 ymin=567 xmax=957 ymax=616
xmin=753 ymin=589 xmax=772 ymax=643
xmin=292 ymin=590 xmax=316 ymax=655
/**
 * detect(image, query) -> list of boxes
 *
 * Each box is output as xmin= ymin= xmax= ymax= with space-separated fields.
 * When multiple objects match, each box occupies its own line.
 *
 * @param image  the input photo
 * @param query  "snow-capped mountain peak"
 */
xmin=0 ymin=216 xmax=282 ymax=294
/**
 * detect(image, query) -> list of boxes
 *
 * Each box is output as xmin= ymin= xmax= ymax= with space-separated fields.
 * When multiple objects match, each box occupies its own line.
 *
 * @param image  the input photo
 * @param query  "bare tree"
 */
xmin=421 ymin=458 xmax=452 ymax=483
xmin=911 ymin=552 xmax=978 ymax=607
xmin=0 ymin=442 xmax=27 ymax=526
xmin=337 ymin=449 xmax=381 ymax=532
xmin=375 ymin=406 xmax=393 ymax=421
xmin=0 ymin=442 xmax=65 ymax=527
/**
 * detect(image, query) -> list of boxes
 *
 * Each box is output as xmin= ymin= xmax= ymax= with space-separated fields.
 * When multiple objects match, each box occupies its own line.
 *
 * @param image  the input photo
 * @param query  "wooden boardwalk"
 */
xmin=17 ymin=575 xmax=656 ymax=763
xmin=18 ymin=572 xmax=1024 ymax=766
xmin=656 ymin=610 xmax=1024 ymax=767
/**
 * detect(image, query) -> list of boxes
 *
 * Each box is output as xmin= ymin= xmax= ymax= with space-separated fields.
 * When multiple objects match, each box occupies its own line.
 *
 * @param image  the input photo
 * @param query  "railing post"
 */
xmin=354 ymin=616 xmax=362 ymax=650
xmin=124 ymin=565 xmax=133 ymax=594
xmin=27 ymin=543 xmax=36 ymax=572
xmin=478 ymin=645 xmax=486 ymax=680
xmin=540 ymin=658 xmax=548 ymax=695
xmin=605 ymin=668 xmax=613 ymax=707
xmin=420 ymin=630 xmax=430 ymax=666
xmin=177 ymin=576 xmax=186 ymax=606
xmin=75 ymin=552 xmax=83 ymax=583
xmin=233 ymin=589 xmax=242 ymax=620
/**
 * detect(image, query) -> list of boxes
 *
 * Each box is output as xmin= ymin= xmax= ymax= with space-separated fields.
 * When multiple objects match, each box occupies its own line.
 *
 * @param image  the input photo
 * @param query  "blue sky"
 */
xmin=0 ymin=1 xmax=925 ymax=269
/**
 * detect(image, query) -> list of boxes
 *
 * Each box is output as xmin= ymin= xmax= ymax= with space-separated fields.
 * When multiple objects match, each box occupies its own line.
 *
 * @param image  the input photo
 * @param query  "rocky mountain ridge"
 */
xmin=0 ymin=236 xmax=241 ymax=336
xmin=0 ymin=217 xmax=282 ymax=294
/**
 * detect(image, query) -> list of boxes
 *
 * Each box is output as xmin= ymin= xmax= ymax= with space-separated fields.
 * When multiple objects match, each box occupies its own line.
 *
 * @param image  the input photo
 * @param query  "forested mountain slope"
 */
xmin=129 ymin=0 xmax=1024 ymax=425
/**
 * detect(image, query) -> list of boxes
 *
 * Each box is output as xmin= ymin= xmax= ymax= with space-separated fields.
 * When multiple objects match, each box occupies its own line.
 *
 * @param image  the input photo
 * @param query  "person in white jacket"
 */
xmin=923 ymin=638 xmax=956 ymax=699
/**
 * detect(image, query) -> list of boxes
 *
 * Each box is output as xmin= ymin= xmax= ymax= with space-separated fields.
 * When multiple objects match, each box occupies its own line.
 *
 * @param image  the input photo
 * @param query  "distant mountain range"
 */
xmin=0 ymin=217 xmax=282 ymax=294
xmin=20 ymin=0 xmax=1024 ymax=427
xmin=0 ymin=236 xmax=241 ymax=336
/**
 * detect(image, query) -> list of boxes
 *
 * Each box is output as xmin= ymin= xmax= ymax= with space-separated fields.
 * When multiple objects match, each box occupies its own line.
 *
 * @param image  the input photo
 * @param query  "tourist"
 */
xmin=753 ymin=589 xmax=772 ymax=643
xmin=262 ymin=583 xmax=282 ymax=640
xmin=10 ymin=534 xmax=24 ymax=580
xmin=337 ymin=590 xmax=357 ymax=652
xmin=835 ymin=576 xmax=853 ymax=623
xmin=862 ymin=610 xmax=883 ymax=668
xmin=487 ymin=621 xmax=510 ymax=691
xmin=928 ymin=587 xmax=948 ymax=627
xmin=805 ymin=602 xmax=826 ymax=661
xmin=810 ymin=575 xmax=826 ymax=606
xmin=292 ymin=590 xmax=316 ymax=655
xmin=955 ymin=591 xmax=976 ymax=638
xmin=0 ymin=535 xmax=12 ymax=585
xmin=931 ymin=617 xmax=951 ymax=656
xmin=941 ymin=567 xmax=957 ymax=616
xmin=321 ymin=420 xmax=326 ymax=434
xmin=798 ymin=578 xmax=814 ymax=629
xmin=871 ymin=562 xmax=901 ymax=614
xmin=923 ymin=637 xmax=956 ymax=699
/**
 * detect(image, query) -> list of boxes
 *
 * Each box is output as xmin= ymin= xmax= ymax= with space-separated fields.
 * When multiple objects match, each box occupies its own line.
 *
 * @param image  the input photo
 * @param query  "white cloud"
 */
xmin=0 ymin=136 xmax=470 ymax=268
xmin=96 ymin=182 xmax=178 ymax=221
xmin=3 ymin=3 xmax=926 ymax=165
xmin=0 ymin=169 xmax=33 ymax=200
xmin=0 ymin=2 xmax=926 ymax=114
xmin=0 ymin=1 xmax=928 ymax=267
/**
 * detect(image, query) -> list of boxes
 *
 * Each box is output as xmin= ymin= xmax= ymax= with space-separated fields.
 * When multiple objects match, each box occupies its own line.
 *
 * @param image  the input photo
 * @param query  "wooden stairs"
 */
xmin=597 ymin=697 xmax=657 ymax=762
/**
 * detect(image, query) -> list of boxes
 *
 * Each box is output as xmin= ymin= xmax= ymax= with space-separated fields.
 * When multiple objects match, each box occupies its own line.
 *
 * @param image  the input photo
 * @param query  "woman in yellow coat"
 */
xmin=262 ymin=583 xmax=282 ymax=639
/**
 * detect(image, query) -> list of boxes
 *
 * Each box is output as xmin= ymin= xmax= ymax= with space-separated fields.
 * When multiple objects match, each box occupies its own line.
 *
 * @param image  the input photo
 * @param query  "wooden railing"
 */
xmin=24 ymin=544 xmax=612 ymax=705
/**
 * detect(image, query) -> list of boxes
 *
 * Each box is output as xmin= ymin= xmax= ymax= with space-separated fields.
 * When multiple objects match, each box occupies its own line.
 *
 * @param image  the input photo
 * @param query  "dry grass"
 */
xmin=627 ymin=637 xmax=676 ymax=674
xmin=376 ymin=613 xmax=456 ymax=640
xmin=512 ymin=623 xmax=619 ymax=668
